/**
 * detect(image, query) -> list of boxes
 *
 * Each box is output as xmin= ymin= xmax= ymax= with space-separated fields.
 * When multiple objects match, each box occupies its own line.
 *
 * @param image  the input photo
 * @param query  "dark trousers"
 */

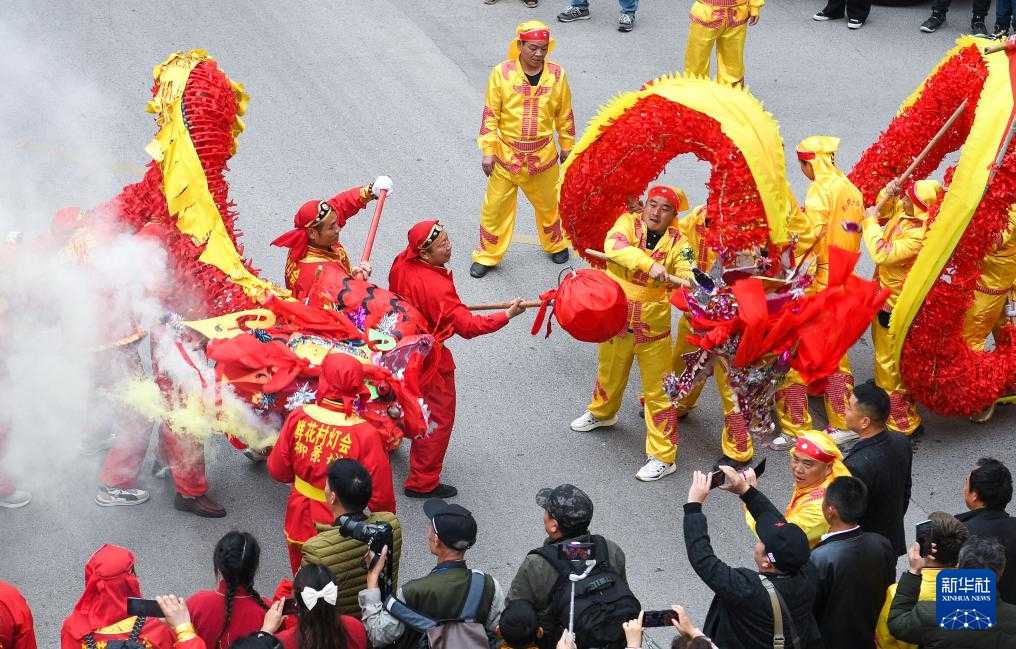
xmin=931 ymin=0 xmax=992 ymax=18
xmin=999 ymin=0 xmax=1014 ymax=29
xmin=823 ymin=0 xmax=872 ymax=21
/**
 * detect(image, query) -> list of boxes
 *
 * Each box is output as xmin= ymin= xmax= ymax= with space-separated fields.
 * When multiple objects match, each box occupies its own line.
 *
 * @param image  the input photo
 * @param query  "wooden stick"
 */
xmin=584 ymin=248 xmax=690 ymax=287
xmin=466 ymin=300 xmax=542 ymax=311
xmin=874 ymin=98 xmax=968 ymax=212
xmin=985 ymin=39 xmax=1014 ymax=55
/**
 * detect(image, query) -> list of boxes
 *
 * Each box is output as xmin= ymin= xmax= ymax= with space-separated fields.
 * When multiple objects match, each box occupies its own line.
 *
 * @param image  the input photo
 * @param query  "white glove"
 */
xmin=372 ymin=175 xmax=393 ymax=198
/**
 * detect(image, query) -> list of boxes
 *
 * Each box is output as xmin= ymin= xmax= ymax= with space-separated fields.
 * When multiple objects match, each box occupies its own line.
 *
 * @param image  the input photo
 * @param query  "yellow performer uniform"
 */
xmin=586 ymin=190 xmax=693 ymax=470
xmin=474 ymin=21 xmax=576 ymax=268
xmin=774 ymin=136 xmax=864 ymax=439
xmin=684 ymin=0 xmax=764 ymax=86
xmin=672 ymin=205 xmax=754 ymax=463
xmin=747 ymin=430 xmax=850 ymax=548
xmin=862 ymin=180 xmax=942 ymax=435
xmin=874 ymin=569 xmax=943 ymax=649
xmin=962 ymin=207 xmax=1016 ymax=351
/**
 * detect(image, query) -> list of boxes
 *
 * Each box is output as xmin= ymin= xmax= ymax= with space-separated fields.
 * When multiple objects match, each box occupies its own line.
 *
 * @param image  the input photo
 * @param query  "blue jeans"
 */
xmin=571 ymin=0 xmax=639 ymax=13
xmin=998 ymin=0 xmax=1014 ymax=29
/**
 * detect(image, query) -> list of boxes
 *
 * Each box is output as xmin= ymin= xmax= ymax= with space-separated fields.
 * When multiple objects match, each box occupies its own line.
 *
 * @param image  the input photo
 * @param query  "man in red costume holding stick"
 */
xmin=268 ymin=353 xmax=397 ymax=573
xmin=271 ymin=176 xmax=392 ymax=300
xmin=389 ymin=221 xmax=527 ymax=498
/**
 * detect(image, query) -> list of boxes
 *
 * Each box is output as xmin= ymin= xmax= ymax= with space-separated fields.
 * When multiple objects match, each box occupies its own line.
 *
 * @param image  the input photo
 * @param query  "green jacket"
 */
xmin=301 ymin=511 xmax=402 ymax=616
xmin=887 ymin=571 xmax=1016 ymax=648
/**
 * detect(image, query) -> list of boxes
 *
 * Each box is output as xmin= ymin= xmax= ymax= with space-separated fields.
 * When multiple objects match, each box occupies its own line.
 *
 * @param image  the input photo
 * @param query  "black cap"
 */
xmin=423 ymin=499 xmax=477 ymax=551
xmin=756 ymin=510 xmax=810 ymax=574
xmin=535 ymin=484 xmax=593 ymax=533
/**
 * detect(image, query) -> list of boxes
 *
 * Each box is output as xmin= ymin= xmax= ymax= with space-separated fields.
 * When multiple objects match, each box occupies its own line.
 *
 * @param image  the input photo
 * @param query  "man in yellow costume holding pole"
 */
xmin=472 ymin=21 xmax=576 ymax=279
xmin=570 ymin=186 xmax=692 ymax=482
xmin=683 ymin=0 xmax=764 ymax=86
xmin=672 ymin=204 xmax=755 ymax=467
xmin=772 ymin=136 xmax=864 ymax=450
xmin=861 ymin=179 xmax=943 ymax=436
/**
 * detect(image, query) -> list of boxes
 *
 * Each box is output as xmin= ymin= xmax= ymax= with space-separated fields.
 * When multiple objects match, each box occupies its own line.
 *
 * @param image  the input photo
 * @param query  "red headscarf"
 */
xmin=62 ymin=545 xmax=141 ymax=641
xmin=317 ymin=353 xmax=373 ymax=414
xmin=646 ymin=185 xmax=689 ymax=212
xmin=390 ymin=219 xmax=442 ymax=274
xmin=271 ymin=194 xmax=360 ymax=264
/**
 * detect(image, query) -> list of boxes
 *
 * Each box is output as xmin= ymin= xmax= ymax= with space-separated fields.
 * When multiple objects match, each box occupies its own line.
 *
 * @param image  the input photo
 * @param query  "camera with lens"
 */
xmin=338 ymin=515 xmax=393 ymax=557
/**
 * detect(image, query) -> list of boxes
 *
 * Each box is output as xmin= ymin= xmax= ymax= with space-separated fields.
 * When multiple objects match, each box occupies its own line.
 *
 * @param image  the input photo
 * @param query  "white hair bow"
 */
xmin=300 ymin=581 xmax=338 ymax=610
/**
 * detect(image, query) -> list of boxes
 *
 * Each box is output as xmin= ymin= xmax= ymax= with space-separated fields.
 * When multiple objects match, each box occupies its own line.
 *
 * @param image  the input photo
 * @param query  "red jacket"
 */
xmin=276 ymin=615 xmax=366 ymax=649
xmin=186 ymin=582 xmax=271 ymax=649
xmin=60 ymin=616 xmax=176 ymax=649
xmin=0 ymin=581 xmax=35 ymax=649
xmin=388 ymin=258 xmax=508 ymax=371
xmin=285 ymin=244 xmax=352 ymax=302
xmin=268 ymin=403 xmax=396 ymax=545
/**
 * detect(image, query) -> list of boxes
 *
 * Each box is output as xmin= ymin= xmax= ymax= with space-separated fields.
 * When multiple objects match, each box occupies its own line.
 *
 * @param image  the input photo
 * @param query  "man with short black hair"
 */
xmin=956 ymin=457 xmax=1016 ymax=603
xmin=360 ymin=500 xmax=505 ymax=649
xmin=509 ymin=484 xmax=628 ymax=648
xmin=843 ymin=382 xmax=913 ymax=556
xmin=810 ymin=476 xmax=895 ymax=649
xmin=300 ymin=459 xmax=402 ymax=615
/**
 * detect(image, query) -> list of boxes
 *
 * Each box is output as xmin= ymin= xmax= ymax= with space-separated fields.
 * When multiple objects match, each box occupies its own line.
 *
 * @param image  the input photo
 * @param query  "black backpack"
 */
xmin=530 ymin=536 xmax=641 ymax=649
xmin=83 ymin=615 xmax=146 ymax=649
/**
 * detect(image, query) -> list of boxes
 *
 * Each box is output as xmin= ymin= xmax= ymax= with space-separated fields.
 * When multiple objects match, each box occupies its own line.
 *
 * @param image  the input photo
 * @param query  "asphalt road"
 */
xmin=2 ymin=0 xmax=1014 ymax=641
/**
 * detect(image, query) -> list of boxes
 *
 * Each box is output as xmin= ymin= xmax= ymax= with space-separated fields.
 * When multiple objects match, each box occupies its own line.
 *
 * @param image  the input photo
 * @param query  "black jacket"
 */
xmin=887 ymin=570 xmax=1016 ymax=648
xmin=844 ymin=430 xmax=912 ymax=556
xmin=684 ymin=488 xmax=824 ymax=649
xmin=955 ymin=508 xmax=1016 ymax=604
xmin=809 ymin=527 xmax=896 ymax=649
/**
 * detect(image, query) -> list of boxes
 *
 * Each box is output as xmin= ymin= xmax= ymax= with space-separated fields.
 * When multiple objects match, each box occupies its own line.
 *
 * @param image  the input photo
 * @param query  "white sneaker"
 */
xmin=768 ymin=434 xmax=795 ymax=451
xmin=828 ymin=428 xmax=860 ymax=447
xmin=635 ymin=458 xmax=677 ymax=482
xmin=570 ymin=411 xmax=617 ymax=432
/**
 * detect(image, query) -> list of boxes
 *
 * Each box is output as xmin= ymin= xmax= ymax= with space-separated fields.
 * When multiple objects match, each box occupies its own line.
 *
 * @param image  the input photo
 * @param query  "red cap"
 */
xmin=407 ymin=220 xmax=442 ymax=255
xmin=646 ymin=185 xmax=688 ymax=212
xmin=796 ymin=151 xmax=816 ymax=161
xmin=793 ymin=436 xmax=836 ymax=464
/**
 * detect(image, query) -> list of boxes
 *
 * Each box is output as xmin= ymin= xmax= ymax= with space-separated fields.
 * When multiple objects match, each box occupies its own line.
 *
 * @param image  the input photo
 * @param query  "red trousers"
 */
xmin=405 ymin=368 xmax=455 ymax=492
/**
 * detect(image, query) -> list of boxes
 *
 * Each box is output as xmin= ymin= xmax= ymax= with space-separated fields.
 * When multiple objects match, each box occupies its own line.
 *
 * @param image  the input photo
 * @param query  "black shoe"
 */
xmin=994 ymin=26 xmax=1010 ymax=39
xmin=847 ymin=18 xmax=864 ymax=29
xmin=550 ymin=249 xmax=570 ymax=264
xmin=557 ymin=6 xmax=590 ymax=22
xmin=174 ymin=493 xmax=227 ymax=518
xmin=469 ymin=262 xmax=491 ymax=278
xmin=921 ymin=13 xmax=945 ymax=33
xmin=972 ymin=19 xmax=989 ymax=37
xmin=405 ymin=484 xmax=459 ymax=499
xmin=813 ymin=9 xmax=843 ymax=21
xmin=908 ymin=424 xmax=926 ymax=453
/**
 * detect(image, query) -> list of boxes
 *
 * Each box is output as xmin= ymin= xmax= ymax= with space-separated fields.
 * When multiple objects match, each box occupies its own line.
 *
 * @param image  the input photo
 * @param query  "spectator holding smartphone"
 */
xmin=622 ymin=607 xmax=719 ymax=649
xmin=276 ymin=564 xmax=367 ymax=649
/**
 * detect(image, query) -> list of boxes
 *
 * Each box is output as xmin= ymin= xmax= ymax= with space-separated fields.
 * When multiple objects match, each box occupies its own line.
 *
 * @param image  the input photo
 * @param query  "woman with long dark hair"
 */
xmin=275 ymin=565 xmax=366 ymax=649
xmin=187 ymin=531 xmax=272 ymax=648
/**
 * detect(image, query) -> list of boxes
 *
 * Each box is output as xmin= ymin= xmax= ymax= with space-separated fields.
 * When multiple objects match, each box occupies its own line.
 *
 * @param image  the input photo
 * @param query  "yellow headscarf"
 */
xmin=791 ymin=429 xmax=851 ymax=480
xmin=508 ymin=20 xmax=556 ymax=61
xmin=796 ymin=135 xmax=842 ymax=181
xmin=907 ymin=179 xmax=945 ymax=220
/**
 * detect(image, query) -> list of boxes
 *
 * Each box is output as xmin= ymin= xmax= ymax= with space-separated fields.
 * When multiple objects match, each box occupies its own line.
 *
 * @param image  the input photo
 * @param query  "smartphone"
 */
xmin=916 ymin=519 xmax=934 ymax=556
xmin=709 ymin=457 xmax=768 ymax=490
xmin=126 ymin=597 xmax=164 ymax=617
xmin=282 ymin=598 xmax=299 ymax=615
xmin=642 ymin=609 xmax=677 ymax=628
xmin=558 ymin=541 xmax=595 ymax=562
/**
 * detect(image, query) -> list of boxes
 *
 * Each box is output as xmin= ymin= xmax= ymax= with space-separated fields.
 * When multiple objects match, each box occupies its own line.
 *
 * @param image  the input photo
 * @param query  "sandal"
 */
xmin=483 ymin=0 xmax=497 ymax=4
xmin=524 ymin=0 xmax=538 ymax=6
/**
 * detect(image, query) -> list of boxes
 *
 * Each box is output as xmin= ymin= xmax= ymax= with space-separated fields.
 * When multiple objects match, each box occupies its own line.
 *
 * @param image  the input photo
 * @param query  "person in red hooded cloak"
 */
xmin=271 ymin=178 xmax=392 ymax=301
xmin=388 ymin=221 xmax=527 ymax=499
xmin=267 ymin=353 xmax=397 ymax=573
xmin=0 ymin=580 xmax=36 ymax=649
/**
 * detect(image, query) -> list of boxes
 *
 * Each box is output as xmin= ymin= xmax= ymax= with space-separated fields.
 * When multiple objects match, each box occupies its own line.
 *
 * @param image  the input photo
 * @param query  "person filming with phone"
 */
xmin=684 ymin=466 xmax=824 ymax=649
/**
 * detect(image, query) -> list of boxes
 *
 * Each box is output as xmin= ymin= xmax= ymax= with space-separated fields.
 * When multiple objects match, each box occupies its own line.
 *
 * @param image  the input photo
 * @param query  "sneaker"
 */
xmin=95 ymin=485 xmax=150 ymax=507
xmin=404 ymin=483 xmax=458 ymax=499
xmin=469 ymin=262 xmax=492 ymax=278
xmin=921 ymin=14 xmax=945 ymax=33
xmin=972 ymin=19 xmax=990 ymax=36
xmin=570 ymin=410 xmax=617 ymax=432
xmin=550 ymin=249 xmax=570 ymax=264
xmin=243 ymin=447 xmax=268 ymax=463
xmin=813 ymin=9 xmax=843 ymax=21
xmin=151 ymin=460 xmax=170 ymax=478
xmin=847 ymin=18 xmax=864 ymax=29
xmin=768 ymin=434 xmax=795 ymax=451
xmin=174 ymin=492 xmax=226 ymax=518
xmin=635 ymin=458 xmax=677 ymax=482
xmin=0 ymin=490 xmax=31 ymax=509
xmin=557 ymin=6 xmax=591 ymax=22
xmin=827 ymin=428 xmax=860 ymax=447
xmin=618 ymin=12 xmax=635 ymax=32
xmin=994 ymin=27 xmax=1010 ymax=39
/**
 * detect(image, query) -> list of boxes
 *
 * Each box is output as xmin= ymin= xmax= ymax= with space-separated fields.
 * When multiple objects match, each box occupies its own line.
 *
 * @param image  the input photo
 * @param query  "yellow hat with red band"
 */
xmin=647 ymin=185 xmax=689 ymax=212
xmin=906 ymin=179 xmax=945 ymax=219
xmin=508 ymin=20 xmax=556 ymax=61
xmin=796 ymin=135 xmax=840 ymax=161
xmin=791 ymin=429 xmax=851 ymax=479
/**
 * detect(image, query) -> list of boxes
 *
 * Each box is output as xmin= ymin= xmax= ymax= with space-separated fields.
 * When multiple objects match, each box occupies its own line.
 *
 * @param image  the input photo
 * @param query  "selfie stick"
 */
xmin=568 ymin=561 xmax=597 ymax=633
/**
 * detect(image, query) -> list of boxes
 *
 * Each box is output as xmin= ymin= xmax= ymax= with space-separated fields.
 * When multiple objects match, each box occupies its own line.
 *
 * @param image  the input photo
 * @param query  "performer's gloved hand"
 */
xmin=372 ymin=175 xmax=394 ymax=198
xmin=353 ymin=262 xmax=373 ymax=280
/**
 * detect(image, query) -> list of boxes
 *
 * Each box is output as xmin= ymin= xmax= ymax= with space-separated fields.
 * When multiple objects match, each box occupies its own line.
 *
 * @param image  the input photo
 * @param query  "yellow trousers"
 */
xmin=683 ymin=21 xmax=748 ymax=86
xmin=774 ymin=357 xmax=853 ymax=437
xmin=473 ymin=160 xmax=568 ymax=266
xmin=588 ymin=332 xmax=679 ymax=464
xmin=871 ymin=320 xmax=921 ymax=434
xmin=963 ymin=289 xmax=1009 ymax=351
xmin=672 ymin=316 xmax=754 ymax=462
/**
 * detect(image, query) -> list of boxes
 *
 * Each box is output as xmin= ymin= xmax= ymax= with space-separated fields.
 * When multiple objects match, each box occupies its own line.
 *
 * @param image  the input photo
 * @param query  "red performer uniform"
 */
xmin=389 ymin=221 xmax=510 ymax=494
xmin=268 ymin=353 xmax=396 ymax=573
xmin=0 ymin=581 xmax=36 ymax=649
xmin=60 ymin=545 xmax=176 ymax=649
xmin=271 ymin=186 xmax=372 ymax=301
